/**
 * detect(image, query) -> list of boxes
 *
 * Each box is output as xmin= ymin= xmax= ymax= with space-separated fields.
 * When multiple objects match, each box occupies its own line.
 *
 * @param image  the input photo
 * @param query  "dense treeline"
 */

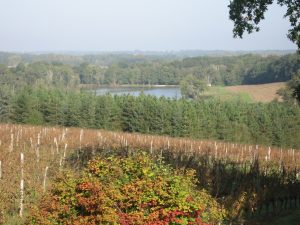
xmin=0 ymin=52 xmax=175 ymax=67
xmin=0 ymin=50 xmax=293 ymax=66
xmin=0 ymin=53 xmax=299 ymax=88
xmin=1 ymin=87 xmax=299 ymax=148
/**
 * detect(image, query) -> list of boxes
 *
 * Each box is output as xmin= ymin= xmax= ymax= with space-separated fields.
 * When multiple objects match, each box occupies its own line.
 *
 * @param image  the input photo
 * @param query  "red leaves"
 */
xmin=30 ymin=154 xmax=223 ymax=224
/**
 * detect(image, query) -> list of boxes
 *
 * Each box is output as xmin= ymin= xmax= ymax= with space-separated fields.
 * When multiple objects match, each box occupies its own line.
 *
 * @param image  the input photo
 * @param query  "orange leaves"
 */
xmin=29 ymin=153 xmax=225 ymax=224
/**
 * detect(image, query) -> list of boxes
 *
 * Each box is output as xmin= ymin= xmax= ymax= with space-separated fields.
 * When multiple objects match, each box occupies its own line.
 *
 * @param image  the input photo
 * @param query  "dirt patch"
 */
xmin=225 ymin=82 xmax=286 ymax=103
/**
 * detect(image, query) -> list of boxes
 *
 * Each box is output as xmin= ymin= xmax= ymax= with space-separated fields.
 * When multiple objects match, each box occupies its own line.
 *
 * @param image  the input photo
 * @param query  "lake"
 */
xmin=95 ymin=86 xmax=181 ymax=98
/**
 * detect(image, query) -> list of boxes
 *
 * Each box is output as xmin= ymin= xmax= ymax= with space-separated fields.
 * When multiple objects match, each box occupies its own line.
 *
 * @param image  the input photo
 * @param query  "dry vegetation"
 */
xmin=225 ymin=82 xmax=286 ymax=102
xmin=0 ymin=124 xmax=299 ymax=224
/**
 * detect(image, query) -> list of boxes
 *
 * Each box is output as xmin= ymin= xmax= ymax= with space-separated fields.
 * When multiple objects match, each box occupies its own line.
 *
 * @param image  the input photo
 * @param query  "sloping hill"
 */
xmin=225 ymin=82 xmax=286 ymax=102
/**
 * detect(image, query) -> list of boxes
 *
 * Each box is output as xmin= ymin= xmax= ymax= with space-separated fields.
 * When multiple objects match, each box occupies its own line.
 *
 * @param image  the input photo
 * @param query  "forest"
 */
xmin=0 ymin=52 xmax=299 ymax=87
xmin=0 ymin=87 xmax=299 ymax=148
xmin=0 ymin=52 xmax=300 ymax=225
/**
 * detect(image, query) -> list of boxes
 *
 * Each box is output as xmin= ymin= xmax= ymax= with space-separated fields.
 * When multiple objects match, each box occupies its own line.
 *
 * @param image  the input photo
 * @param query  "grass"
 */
xmin=201 ymin=86 xmax=253 ymax=103
xmin=200 ymin=82 xmax=286 ymax=103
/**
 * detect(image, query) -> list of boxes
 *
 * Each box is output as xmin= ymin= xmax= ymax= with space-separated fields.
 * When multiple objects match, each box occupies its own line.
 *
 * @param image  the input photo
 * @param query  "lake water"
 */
xmin=95 ymin=86 xmax=181 ymax=99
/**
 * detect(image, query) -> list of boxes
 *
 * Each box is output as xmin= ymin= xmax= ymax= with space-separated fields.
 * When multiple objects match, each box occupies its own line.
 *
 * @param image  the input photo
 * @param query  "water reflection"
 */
xmin=95 ymin=86 xmax=181 ymax=99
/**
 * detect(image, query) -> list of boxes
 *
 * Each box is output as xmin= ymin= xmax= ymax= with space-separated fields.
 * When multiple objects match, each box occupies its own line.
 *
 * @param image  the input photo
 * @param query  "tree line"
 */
xmin=0 ymin=53 xmax=299 ymax=88
xmin=1 ymin=87 xmax=299 ymax=148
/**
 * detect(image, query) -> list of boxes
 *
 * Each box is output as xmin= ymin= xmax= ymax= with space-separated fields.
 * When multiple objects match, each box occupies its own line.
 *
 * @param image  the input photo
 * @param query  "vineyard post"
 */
xmin=37 ymin=132 xmax=41 ymax=162
xmin=79 ymin=129 xmax=83 ymax=159
xmin=19 ymin=153 xmax=24 ymax=218
xmin=241 ymin=147 xmax=244 ymax=162
xmin=54 ymin=137 xmax=58 ymax=153
xmin=292 ymin=149 xmax=295 ymax=164
xmin=214 ymin=142 xmax=218 ymax=159
xmin=43 ymin=166 xmax=49 ymax=193
xmin=30 ymin=138 xmax=33 ymax=149
xmin=36 ymin=146 xmax=40 ymax=163
xmin=9 ymin=133 xmax=13 ymax=152
xmin=80 ymin=129 xmax=83 ymax=149
xmin=61 ymin=130 xmax=65 ymax=142
xmin=16 ymin=130 xmax=19 ymax=147
xmin=59 ymin=143 xmax=68 ymax=168
xmin=0 ymin=160 xmax=2 ymax=179
xmin=150 ymin=140 xmax=153 ymax=155
xmin=37 ymin=133 xmax=40 ymax=146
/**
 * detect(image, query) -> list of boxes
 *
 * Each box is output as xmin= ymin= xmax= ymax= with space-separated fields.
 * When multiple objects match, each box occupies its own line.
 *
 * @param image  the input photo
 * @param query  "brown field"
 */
xmin=225 ymin=82 xmax=286 ymax=102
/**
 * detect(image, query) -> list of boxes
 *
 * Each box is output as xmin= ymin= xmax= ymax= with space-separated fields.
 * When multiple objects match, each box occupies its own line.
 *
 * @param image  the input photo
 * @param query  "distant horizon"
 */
xmin=0 ymin=49 xmax=297 ymax=55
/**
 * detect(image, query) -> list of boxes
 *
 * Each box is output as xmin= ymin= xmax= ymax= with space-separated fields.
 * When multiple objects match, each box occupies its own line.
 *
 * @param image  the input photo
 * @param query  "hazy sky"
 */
xmin=0 ymin=0 xmax=297 ymax=52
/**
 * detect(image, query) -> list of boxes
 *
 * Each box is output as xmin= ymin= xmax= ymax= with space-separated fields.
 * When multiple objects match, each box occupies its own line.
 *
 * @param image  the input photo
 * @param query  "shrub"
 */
xmin=29 ymin=153 xmax=226 ymax=225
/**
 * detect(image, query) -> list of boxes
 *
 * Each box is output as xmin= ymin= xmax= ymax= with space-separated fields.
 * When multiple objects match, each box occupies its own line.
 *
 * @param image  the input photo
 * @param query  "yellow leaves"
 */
xmin=30 ymin=153 xmax=226 ymax=224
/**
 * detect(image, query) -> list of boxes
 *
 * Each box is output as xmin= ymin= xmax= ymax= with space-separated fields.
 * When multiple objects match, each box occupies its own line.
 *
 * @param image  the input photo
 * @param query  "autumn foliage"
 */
xmin=29 ymin=153 xmax=225 ymax=225
xmin=0 ymin=124 xmax=299 ymax=224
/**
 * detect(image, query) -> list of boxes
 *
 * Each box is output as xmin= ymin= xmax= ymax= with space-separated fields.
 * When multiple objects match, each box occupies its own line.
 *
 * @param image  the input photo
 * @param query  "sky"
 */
xmin=0 ymin=0 xmax=297 ymax=52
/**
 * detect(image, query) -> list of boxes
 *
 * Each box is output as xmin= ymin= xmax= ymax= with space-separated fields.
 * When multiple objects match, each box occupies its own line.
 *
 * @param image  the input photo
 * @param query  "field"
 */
xmin=0 ymin=124 xmax=299 ymax=224
xmin=202 ymin=86 xmax=253 ymax=102
xmin=224 ymin=82 xmax=286 ymax=103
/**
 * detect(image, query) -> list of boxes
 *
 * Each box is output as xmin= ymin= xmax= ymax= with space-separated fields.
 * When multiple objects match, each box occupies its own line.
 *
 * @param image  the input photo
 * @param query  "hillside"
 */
xmin=225 ymin=82 xmax=286 ymax=102
xmin=0 ymin=124 xmax=299 ymax=224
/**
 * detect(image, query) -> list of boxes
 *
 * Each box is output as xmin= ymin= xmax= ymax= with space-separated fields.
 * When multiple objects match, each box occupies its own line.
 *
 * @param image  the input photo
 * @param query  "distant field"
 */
xmin=224 ymin=82 xmax=286 ymax=103
xmin=202 ymin=86 xmax=253 ymax=102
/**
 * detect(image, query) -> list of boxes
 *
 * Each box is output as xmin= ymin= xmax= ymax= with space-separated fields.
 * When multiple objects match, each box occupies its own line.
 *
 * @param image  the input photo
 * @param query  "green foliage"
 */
xmin=29 ymin=153 xmax=225 ymax=224
xmin=180 ymin=75 xmax=207 ymax=99
xmin=229 ymin=0 xmax=300 ymax=49
xmin=2 ymin=87 xmax=300 ymax=148
xmin=12 ymin=88 xmax=44 ymax=125
xmin=278 ymin=70 xmax=300 ymax=104
xmin=288 ymin=70 xmax=300 ymax=103
xmin=0 ymin=85 xmax=14 ymax=122
xmin=0 ymin=53 xmax=299 ymax=89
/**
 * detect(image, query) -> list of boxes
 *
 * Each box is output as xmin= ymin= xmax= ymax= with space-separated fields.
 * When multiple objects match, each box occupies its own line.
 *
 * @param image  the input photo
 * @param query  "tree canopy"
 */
xmin=0 ymin=53 xmax=299 ymax=89
xmin=229 ymin=0 xmax=300 ymax=49
xmin=180 ymin=75 xmax=207 ymax=99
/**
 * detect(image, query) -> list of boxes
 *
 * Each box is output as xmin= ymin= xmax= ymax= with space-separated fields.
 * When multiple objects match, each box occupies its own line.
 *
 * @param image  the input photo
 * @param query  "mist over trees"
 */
xmin=0 ymin=53 xmax=299 ymax=88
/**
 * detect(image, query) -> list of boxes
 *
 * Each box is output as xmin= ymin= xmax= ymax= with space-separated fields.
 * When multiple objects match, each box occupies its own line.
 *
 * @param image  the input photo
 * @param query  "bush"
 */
xmin=29 ymin=153 xmax=225 ymax=225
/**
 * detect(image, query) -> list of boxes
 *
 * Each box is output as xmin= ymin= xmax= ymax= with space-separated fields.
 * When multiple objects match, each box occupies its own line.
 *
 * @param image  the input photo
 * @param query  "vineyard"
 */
xmin=0 ymin=123 xmax=299 ymax=224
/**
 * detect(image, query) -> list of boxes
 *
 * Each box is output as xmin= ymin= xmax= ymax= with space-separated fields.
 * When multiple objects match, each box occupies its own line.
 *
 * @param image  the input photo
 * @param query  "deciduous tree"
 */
xmin=229 ymin=0 xmax=300 ymax=49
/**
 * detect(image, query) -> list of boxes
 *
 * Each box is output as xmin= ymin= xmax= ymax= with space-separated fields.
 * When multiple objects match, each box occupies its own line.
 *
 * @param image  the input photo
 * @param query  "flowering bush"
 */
xmin=29 ymin=153 xmax=225 ymax=224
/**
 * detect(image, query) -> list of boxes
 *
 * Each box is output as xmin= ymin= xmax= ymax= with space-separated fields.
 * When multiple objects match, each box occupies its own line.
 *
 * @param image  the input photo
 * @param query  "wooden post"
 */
xmin=19 ymin=153 xmax=24 ymax=217
xmin=150 ymin=140 xmax=153 ymax=155
xmin=43 ymin=166 xmax=49 ymax=193
xmin=36 ymin=147 xmax=40 ymax=163
xmin=9 ymin=133 xmax=14 ymax=152
xmin=0 ymin=160 xmax=2 ymax=179
xmin=54 ymin=137 xmax=58 ymax=154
